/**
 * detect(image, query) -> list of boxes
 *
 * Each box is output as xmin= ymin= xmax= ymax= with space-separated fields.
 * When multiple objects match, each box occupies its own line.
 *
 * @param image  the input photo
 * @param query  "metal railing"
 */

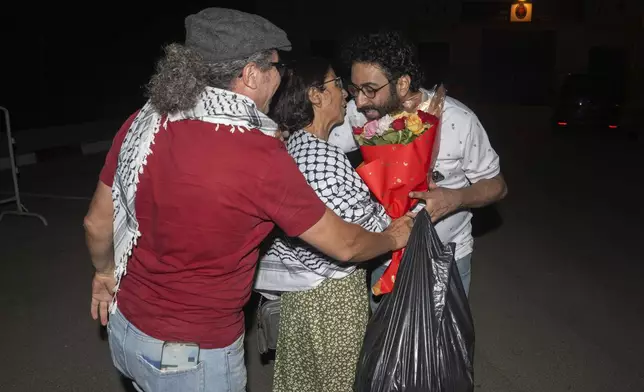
xmin=0 ymin=106 xmax=47 ymax=226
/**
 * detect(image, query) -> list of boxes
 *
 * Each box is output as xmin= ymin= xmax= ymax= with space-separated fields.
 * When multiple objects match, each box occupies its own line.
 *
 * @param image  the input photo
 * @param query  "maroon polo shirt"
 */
xmin=100 ymin=112 xmax=326 ymax=348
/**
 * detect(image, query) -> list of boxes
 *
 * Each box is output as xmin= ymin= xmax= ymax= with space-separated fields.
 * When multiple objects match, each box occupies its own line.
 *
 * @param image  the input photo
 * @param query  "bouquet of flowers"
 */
xmin=353 ymin=84 xmax=447 ymax=296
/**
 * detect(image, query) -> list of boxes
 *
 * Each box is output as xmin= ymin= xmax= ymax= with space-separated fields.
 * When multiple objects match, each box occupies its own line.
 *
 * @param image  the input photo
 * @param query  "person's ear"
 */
xmin=240 ymin=62 xmax=260 ymax=89
xmin=396 ymin=75 xmax=411 ymax=98
xmin=307 ymin=87 xmax=323 ymax=108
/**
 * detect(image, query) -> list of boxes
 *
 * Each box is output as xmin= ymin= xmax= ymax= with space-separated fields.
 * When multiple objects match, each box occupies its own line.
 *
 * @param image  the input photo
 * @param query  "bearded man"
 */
xmin=329 ymin=31 xmax=508 ymax=310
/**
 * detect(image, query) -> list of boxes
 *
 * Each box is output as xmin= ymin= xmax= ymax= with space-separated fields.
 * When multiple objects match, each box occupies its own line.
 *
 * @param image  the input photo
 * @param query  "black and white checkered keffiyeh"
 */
xmin=255 ymin=130 xmax=391 ymax=294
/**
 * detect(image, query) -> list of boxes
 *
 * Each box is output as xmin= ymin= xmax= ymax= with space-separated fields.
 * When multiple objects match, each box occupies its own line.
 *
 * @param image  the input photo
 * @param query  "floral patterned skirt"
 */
xmin=272 ymin=268 xmax=370 ymax=392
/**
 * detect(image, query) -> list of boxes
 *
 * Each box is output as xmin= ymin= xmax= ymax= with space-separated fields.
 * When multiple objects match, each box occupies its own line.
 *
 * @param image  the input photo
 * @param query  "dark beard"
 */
xmin=357 ymin=88 xmax=403 ymax=119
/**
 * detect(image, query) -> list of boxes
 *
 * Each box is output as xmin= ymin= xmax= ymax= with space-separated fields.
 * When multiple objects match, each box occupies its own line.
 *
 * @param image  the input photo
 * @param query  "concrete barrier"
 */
xmin=0 ymin=119 xmax=121 ymax=171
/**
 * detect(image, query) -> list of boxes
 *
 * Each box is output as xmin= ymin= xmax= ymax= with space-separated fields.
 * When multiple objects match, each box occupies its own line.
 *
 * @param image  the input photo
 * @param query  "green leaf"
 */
xmin=373 ymin=137 xmax=389 ymax=145
xmin=402 ymin=131 xmax=414 ymax=145
xmin=364 ymin=138 xmax=376 ymax=146
xmin=382 ymin=132 xmax=401 ymax=144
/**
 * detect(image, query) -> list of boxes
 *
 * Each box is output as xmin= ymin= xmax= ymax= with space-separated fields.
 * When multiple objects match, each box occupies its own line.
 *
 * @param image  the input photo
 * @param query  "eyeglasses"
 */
xmin=318 ymin=76 xmax=343 ymax=89
xmin=271 ymin=62 xmax=287 ymax=77
xmin=347 ymin=81 xmax=390 ymax=99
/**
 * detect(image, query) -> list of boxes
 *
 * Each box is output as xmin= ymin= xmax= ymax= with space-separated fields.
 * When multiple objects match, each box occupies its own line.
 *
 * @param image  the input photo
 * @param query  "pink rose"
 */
xmin=363 ymin=120 xmax=379 ymax=139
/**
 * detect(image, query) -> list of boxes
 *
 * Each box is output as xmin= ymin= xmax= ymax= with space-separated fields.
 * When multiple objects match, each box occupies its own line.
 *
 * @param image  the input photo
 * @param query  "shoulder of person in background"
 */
xmin=328 ymin=100 xmax=362 ymax=154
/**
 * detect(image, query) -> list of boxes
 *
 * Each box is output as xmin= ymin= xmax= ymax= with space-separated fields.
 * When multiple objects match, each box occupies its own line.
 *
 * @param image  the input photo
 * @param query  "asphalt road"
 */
xmin=0 ymin=105 xmax=642 ymax=391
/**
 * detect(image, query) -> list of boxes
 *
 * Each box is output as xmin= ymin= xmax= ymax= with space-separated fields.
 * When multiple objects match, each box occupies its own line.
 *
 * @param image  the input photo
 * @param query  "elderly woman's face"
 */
xmin=320 ymin=68 xmax=348 ymax=127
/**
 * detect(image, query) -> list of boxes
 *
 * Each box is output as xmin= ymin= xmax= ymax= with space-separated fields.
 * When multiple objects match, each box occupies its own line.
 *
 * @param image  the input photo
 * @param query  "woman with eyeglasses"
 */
xmin=255 ymin=57 xmax=392 ymax=392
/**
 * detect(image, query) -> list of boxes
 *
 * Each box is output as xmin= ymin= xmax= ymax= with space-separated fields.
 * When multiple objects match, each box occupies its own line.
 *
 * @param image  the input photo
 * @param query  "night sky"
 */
xmin=1 ymin=2 xmax=257 ymax=130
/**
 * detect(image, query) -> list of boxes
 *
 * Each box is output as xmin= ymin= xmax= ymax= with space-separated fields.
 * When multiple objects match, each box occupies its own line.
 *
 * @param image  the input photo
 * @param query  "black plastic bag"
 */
xmin=355 ymin=209 xmax=475 ymax=392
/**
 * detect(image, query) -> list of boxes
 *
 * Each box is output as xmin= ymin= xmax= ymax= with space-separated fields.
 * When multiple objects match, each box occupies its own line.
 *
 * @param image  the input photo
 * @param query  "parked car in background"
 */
xmin=553 ymin=73 xmax=623 ymax=132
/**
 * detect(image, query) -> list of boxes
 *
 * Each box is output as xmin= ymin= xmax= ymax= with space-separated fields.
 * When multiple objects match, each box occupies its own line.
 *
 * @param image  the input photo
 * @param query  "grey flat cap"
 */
xmin=185 ymin=8 xmax=291 ymax=63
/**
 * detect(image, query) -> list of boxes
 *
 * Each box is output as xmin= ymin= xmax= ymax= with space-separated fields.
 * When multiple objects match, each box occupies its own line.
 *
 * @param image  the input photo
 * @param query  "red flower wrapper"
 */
xmin=354 ymin=84 xmax=447 ymax=295
xmin=356 ymin=117 xmax=439 ymax=295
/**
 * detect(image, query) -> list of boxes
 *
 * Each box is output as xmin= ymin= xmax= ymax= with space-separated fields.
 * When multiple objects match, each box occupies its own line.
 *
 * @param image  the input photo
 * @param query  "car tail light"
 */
xmin=608 ymin=125 xmax=618 ymax=129
xmin=557 ymin=122 xmax=568 ymax=126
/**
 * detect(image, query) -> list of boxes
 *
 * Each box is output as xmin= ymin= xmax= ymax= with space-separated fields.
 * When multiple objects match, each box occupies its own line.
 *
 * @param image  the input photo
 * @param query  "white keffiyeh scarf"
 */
xmin=109 ymin=87 xmax=278 ymax=312
xmin=254 ymin=130 xmax=391 ymax=296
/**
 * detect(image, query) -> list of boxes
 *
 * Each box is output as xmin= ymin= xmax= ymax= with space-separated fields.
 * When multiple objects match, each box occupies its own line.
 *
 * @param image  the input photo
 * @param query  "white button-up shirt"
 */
xmin=328 ymin=90 xmax=501 ymax=260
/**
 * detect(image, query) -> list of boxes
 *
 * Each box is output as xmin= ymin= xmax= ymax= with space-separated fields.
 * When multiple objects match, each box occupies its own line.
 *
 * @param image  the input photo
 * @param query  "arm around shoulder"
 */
xmin=298 ymin=208 xmax=411 ymax=263
xmin=260 ymin=145 xmax=412 ymax=263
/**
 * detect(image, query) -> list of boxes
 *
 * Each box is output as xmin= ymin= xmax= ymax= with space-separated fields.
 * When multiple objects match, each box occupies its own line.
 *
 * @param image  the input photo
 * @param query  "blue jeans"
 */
xmin=107 ymin=307 xmax=247 ymax=392
xmin=369 ymin=253 xmax=472 ymax=313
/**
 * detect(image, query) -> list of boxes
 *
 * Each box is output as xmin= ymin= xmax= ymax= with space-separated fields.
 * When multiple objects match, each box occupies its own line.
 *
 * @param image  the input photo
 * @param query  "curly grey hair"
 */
xmin=145 ymin=43 xmax=274 ymax=114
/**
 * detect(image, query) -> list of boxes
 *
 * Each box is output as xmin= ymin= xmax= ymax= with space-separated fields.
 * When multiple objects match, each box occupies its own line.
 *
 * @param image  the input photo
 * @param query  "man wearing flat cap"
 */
xmin=84 ymin=7 xmax=413 ymax=391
